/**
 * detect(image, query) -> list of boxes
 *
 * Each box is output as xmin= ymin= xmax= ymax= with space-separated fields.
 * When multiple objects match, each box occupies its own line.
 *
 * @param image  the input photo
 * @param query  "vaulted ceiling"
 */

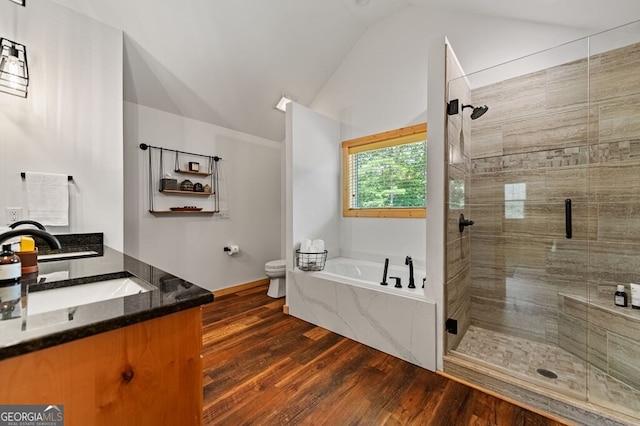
xmin=50 ymin=0 xmax=640 ymax=142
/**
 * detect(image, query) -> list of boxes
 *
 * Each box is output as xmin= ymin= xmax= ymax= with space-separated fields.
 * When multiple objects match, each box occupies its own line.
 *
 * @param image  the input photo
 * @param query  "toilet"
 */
xmin=265 ymin=259 xmax=286 ymax=298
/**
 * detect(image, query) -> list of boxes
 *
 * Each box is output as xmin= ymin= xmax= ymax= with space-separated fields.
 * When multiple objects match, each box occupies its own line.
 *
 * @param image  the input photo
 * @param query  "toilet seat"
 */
xmin=265 ymin=259 xmax=286 ymax=299
xmin=265 ymin=259 xmax=286 ymax=273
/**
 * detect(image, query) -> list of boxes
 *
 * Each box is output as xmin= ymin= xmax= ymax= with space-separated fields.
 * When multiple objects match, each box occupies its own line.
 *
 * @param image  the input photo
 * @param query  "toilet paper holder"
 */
xmin=224 ymin=245 xmax=240 ymax=256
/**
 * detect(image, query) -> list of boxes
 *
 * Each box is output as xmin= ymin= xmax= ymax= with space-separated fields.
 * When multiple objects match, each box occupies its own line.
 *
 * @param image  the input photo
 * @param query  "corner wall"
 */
xmin=0 ymin=0 xmax=123 ymax=249
xmin=444 ymin=44 xmax=472 ymax=352
xmin=285 ymin=102 xmax=341 ymax=272
xmin=124 ymin=102 xmax=282 ymax=291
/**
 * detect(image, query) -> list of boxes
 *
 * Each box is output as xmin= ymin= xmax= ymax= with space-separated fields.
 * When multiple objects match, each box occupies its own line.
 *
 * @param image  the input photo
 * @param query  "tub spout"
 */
xmin=390 ymin=276 xmax=401 ymax=288
xmin=405 ymin=256 xmax=415 ymax=288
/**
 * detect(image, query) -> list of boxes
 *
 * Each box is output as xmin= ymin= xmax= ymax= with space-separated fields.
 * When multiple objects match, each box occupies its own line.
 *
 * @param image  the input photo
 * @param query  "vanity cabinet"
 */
xmin=0 ymin=307 xmax=204 ymax=425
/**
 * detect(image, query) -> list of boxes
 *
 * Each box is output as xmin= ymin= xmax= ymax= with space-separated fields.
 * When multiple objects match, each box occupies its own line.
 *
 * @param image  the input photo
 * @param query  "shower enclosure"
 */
xmin=444 ymin=21 xmax=640 ymax=424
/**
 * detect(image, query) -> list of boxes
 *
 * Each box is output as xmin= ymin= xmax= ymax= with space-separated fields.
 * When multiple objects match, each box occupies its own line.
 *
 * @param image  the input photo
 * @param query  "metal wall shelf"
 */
xmin=149 ymin=210 xmax=216 ymax=215
xmin=174 ymin=169 xmax=212 ymax=177
xmin=160 ymin=190 xmax=212 ymax=196
xmin=140 ymin=143 xmax=221 ymax=215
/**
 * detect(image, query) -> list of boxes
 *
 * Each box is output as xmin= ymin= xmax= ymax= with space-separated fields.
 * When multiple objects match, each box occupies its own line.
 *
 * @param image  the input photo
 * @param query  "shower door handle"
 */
xmin=565 ymin=199 xmax=572 ymax=239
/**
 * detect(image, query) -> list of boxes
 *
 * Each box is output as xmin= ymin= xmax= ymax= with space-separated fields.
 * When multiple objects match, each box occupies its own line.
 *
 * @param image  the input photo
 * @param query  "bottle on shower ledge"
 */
xmin=615 ymin=284 xmax=628 ymax=307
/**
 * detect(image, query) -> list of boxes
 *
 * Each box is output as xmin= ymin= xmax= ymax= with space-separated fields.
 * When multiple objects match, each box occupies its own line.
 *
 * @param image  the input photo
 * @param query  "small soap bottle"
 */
xmin=0 ymin=244 xmax=22 ymax=320
xmin=615 ymin=284 xmax=628 ymax=307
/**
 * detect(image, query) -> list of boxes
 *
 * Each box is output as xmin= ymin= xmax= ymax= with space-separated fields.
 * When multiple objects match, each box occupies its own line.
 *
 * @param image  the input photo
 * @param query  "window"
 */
xmin=504 ymin=183 xmax=526 ymax=219
xmin=342 ymin=123 xmax=427 ymax=218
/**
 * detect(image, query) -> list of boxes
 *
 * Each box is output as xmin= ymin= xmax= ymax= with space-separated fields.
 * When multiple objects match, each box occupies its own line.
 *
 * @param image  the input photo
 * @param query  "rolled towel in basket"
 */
xmin=298 ymin=239 xmax=312 ymax=269
xmin=310 ymin=239 xmax=325 ymax=253
xmin=303 ymin=239 xmax=325 ymax=270
xmin=300 ymin=239 xmax=312 ymax=252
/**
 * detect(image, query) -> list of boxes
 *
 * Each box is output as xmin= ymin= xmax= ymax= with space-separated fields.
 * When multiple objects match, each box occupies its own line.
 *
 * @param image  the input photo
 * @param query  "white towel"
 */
xmin=25 ymin=172 xmax=69 ymax=226
xmin=311 ymin=239 xmax=325 ymax=253
xmin=300 ymin=239 xmax=312 ymax=252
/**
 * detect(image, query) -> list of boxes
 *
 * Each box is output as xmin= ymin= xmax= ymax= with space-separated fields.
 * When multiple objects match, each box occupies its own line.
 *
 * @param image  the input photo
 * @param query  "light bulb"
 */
xmin=6 ymin=56 xmax=21 ymax=89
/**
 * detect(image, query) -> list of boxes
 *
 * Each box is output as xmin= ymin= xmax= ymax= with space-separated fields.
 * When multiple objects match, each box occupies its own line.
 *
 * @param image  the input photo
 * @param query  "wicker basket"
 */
xmin=295 ymin=250 xmax=327 ymax=271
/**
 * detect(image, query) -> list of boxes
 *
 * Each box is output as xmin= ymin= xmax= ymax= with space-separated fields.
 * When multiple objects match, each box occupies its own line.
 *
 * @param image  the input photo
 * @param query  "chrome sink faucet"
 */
xmin=0 ymin=229 xmax=61 ymax=250
xmin=405 ymin=256 xmax=415 ymax=289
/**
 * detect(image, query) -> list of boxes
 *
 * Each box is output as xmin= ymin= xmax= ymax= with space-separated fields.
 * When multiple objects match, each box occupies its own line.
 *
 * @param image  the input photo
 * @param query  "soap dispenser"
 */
xmin=615 ymin=284 xmax=628 ymax=307
xmin=0 ymin=244 xmax=21 ymax=320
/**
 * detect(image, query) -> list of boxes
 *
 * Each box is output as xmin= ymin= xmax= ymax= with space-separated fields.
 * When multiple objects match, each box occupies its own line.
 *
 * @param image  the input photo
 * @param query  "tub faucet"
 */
xmin=8 ymin=220 xmax=46 ymax=231
xmin=380 ymin=258 xmax=389 ymax=286
xmin=390 ymin=276 xmax=401 ymax=288
xmin=405 ymin=256 xmax=415 ymax=288
xmin=0 ymin=229 xmax=61 ymax=250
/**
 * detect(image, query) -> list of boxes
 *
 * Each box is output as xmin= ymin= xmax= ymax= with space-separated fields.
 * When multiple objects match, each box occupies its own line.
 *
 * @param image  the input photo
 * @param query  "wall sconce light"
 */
xmin=275 ymin=94 xmax=293 ymax=112
xmin=9 ymin=0 xmax=25 ymax=6
xmin=0 ymin=38 xmax=29 ymax=98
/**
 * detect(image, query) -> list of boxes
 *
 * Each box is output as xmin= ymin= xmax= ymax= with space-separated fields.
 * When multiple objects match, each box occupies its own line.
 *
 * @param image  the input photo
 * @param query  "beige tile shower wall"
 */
xmin=559 ymin=294 xmax=640 ymax=393
xmin=589 ymin=45 xmax=640 ymax=295
xmin=468 ymin=41 xmax=640 ymax=349
xmin=589 ymin=43 xmax=640 ymax=294
xmin=468 ymin=53 xmax=590 ymax=345
xmin=445 ymin=45 xmax=471 ymax=352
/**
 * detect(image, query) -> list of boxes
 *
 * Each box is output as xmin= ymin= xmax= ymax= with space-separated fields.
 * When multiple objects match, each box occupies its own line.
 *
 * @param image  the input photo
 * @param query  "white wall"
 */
xmin=124 ymin=102 xmax=282 ymax=291
xmin=285 ymin=103 xmax=341 ymax=271
xmin=312 ymin=6 xmax=595 ymax=131
xmin=0 ymin=0 xmax=123 ymax=249
xmin=308 ymin=5 xmax=597 ymax=270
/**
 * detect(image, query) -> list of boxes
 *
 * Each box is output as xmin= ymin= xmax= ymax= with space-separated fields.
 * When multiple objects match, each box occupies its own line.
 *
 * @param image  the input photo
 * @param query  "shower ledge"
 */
xmin=559 ymin=293 xmax=640 ymax=395
xmin=559 ymin=293 xmax=640 ymax=323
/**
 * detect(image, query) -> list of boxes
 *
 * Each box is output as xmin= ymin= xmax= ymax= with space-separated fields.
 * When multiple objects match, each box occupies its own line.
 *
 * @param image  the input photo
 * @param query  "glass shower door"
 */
xmin=445 ymin=37 xmax=591 ymax=401
xmin=585 ymin=21 xmax=640 ymax=419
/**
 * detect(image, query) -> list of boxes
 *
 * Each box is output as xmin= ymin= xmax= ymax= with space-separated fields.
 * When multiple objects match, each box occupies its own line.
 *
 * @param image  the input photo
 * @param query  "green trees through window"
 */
xmin=342 ymin=123 xmax=427 ymax=218
xmin=352 ymin=141 xmax=426 ymax=208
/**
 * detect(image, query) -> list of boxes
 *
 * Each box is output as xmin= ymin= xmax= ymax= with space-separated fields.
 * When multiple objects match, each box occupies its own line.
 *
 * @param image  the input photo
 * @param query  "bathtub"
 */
xmin=317 ymin=257 xmax=427 ymax=300
xmin=287 ymin=257 xmax=436 ymax=370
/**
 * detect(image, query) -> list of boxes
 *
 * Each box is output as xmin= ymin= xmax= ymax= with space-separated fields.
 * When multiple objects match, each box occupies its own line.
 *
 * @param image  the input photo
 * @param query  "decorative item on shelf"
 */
xmin=188 ymin=162 xmax=200 ymax=172
xmin=160 ymin=178 xmax=178 ymax=191
xmin=179 ymin=180 xmax=194 ymax=191
xmin=203 ymin=184 xmax=211 ymax=193
xmin=193 ymin=182 xmax=204 ymax=192
xmin=170 ymin=206 xmax=203 ymax=211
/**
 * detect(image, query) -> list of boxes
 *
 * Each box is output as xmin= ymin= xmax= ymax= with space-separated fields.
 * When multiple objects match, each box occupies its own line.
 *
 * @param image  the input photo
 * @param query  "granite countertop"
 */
xmin=0 ymin=240 xmax=214 ymax=361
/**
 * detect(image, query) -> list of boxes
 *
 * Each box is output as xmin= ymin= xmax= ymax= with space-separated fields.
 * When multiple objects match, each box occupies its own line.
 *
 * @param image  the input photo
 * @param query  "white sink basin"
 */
xmin=28 ymin=276 xmax=152 ymax=316
xmin=38 ymin=250 xmax=99 ymax=261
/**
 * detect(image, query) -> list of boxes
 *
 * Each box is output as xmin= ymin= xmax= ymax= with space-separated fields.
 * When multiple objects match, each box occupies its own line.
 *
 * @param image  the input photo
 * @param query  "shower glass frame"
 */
xmin=444 ymin=20 xmax=640 ymax=420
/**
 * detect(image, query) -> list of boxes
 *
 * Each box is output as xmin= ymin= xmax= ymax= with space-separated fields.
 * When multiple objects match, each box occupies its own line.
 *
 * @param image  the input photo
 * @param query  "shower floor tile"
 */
xmin=452 ymin=325 xmax=640 ymax=416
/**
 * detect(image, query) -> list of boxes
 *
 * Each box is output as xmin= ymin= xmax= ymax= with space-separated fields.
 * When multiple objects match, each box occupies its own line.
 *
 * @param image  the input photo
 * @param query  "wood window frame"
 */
xmin=342 ymin=123 xmax=427 ymax=218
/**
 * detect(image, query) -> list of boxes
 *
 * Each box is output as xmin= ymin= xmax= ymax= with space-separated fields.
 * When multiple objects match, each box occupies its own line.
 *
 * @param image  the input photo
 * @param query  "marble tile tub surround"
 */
xmin=0 ymin=246 xmax=213 ymax=361
xmin=287 ymin=269 xmax=437 ymax=370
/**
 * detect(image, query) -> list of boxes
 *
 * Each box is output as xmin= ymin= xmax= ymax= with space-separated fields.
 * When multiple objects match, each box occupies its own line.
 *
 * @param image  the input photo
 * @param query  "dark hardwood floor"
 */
xmin=202 ymin=285 xmax=566 ymax=425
